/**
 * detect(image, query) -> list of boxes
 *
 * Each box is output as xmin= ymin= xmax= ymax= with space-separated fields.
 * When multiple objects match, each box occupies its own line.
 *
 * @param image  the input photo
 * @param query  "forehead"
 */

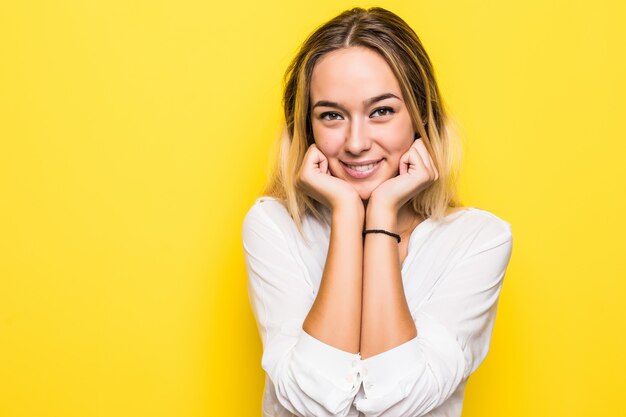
xmin=310 ymin=46 xmax=401 ymax=102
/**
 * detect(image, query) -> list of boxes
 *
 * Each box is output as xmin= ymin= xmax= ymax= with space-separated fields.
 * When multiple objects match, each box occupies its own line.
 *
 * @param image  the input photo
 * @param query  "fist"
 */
xmin=370 ymin=138 xmax=439 ymax=213
xmin=295 ymin=143 xmax=361 ymax=210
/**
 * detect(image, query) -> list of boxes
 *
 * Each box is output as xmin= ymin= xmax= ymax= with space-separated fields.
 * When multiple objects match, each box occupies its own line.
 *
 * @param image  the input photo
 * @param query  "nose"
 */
xmin=345 ymin=119 xmax=371 ymax=155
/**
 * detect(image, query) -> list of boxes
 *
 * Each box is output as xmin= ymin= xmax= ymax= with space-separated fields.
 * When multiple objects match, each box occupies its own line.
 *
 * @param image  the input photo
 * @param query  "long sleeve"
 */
xmin=242 ymin=201 xmax=362 ymax=417
xmin=354 ymin=217 xmax=513 ymax=417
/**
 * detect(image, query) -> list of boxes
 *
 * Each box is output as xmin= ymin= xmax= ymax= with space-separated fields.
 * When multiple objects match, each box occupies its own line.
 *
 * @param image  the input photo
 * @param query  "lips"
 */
xmin=340 ymin=159 xmax=383 ymax=179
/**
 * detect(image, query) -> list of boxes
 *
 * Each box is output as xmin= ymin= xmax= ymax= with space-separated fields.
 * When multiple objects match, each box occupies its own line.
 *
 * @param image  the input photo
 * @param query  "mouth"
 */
xmin=340 ymin=159 xmax=383 ymax=179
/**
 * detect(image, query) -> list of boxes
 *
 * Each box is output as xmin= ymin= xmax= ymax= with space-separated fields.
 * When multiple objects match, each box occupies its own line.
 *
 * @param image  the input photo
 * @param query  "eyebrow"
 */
xmin=312 ymin=93 xmax=401 ymax=111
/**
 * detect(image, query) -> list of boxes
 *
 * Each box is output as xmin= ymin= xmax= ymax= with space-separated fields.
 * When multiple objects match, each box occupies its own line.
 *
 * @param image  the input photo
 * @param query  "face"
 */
xmin=309 ymin=46 xmax=416 ymax=201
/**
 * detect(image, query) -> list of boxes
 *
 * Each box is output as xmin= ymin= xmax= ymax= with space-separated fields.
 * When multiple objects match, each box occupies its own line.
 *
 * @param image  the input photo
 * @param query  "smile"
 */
xmin=340 ymin=159 xmax=383 ymax=179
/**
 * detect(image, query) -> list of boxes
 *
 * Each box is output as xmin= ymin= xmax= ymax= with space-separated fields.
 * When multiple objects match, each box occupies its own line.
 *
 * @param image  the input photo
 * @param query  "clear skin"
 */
xmin=296 ymin=46 xmax=440 ymax=358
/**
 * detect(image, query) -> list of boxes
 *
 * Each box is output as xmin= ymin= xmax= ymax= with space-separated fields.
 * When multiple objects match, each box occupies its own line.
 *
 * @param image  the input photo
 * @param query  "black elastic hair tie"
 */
xmin=362 ymin=229 xmax=401 ymax=243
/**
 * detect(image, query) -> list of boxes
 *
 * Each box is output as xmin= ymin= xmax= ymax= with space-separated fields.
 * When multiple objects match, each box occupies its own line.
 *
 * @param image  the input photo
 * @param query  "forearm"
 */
xmin=303 ymin=203 xmax=364 ymax=354
xmin=360 ymin=206 xmax=416 ymax=359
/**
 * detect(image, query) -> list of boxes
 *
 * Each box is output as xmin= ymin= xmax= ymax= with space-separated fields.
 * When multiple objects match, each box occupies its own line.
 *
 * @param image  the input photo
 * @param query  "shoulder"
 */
xmin=437 ymin=207 xmax=513 ymax=255
xmin=242 ymin=196 xmax=294 ymax=241
xmin=456 ymin=207 xmax=512 ymax=237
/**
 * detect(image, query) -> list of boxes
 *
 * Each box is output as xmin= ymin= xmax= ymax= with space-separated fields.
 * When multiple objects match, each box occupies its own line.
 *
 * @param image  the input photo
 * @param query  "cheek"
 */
xmin=371 ymin=118 xmax=415 ymax=151
xmin=312 ymin=124 xmax=344 ymax=156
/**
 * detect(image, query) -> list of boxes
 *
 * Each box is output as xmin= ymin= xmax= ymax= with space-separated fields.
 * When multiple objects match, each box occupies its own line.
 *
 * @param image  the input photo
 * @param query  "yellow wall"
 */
xmin=1 ymin=1 xmax=624 ymax=416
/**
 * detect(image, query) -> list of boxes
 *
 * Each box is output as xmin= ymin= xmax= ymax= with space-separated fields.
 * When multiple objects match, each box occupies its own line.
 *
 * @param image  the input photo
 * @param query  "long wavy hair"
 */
xmin=262 ymin=6 xmax=465 ymax=237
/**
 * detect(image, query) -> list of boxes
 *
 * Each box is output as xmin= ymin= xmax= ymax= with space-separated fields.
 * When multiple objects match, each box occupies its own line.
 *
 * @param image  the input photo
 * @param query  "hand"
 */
xmin=295 ymin=143 xmax=361 ymax=211
xmin=369 ymin=138 xmax=439 ymax=214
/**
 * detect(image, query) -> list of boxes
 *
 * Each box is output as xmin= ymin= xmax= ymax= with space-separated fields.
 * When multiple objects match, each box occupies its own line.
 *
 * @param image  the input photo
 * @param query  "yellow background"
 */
xmin=1 ymin=1 xmax=624 ymax=416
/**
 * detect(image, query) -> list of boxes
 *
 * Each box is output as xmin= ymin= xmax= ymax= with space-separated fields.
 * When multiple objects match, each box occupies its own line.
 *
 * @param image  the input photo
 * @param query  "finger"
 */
xmin=319 ymin=156 xmax=328 ymax=174
xmin=401 ymin=146 xmax=427 ymax=175
xmin=410 ymin=139 xmax=432 ymax=171
xmin=411 ymin=139 xmax=437 ymax=180
xmin=422 ymin=147 xmax=439 ymax=180
xmin=308 ymin=144 xmax=329 ymax=174
xmin=415 ymin=140 xmax=439 ymax=180
xmin=399 ymin=146 xmax=420 ymax=175
xmin=399 ymin=150 xmax=410 ymax=175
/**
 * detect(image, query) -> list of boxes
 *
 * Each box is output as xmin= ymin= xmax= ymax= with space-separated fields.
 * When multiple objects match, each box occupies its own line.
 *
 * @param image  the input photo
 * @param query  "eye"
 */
xmin=371 ymin=107 xmax=394 ymax=118
xmin=320 ymin=112 xmax=343 ymax=121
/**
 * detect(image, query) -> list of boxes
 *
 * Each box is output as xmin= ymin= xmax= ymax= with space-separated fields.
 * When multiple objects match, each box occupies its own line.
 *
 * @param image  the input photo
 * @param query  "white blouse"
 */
xmin=242 ymin=195 xmax=513 ymax=417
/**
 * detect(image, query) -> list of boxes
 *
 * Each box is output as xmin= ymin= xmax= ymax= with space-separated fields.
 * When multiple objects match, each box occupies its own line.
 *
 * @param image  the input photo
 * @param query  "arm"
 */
xmin=359 ymin=205 xmax=416 ymax=360
xmin=243 ymin=199 xmax=363 ymax=417
xmin=296 ymin=143 xmax=365 ymax=354
xmin=359 ymin=137 xmax=437 ymax=360
xmin=354 ymin=137 xmax=514 ymax=416
xmin=303 ymin=200 xmax=364 ymax=354
xmin=355 ymin=214 xmax=513 ymax=417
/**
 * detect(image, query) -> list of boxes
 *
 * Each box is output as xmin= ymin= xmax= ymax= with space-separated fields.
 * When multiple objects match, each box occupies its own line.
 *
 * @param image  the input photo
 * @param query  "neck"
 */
xmin=397 ymin=203 xmax=421 ymax=235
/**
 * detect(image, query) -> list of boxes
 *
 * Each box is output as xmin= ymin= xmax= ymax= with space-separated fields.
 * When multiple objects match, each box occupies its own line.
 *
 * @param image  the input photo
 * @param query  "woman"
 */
xmin=242 ymin=7 xmax=513 ymax=417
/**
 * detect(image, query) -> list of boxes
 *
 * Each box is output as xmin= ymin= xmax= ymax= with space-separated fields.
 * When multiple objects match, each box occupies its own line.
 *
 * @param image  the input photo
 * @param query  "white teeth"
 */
xmin=347 ymin=162 xmax=377 ymax=172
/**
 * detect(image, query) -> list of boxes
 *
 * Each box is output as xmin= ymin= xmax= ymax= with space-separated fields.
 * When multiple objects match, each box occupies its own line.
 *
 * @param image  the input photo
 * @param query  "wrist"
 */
xmin=368 ymin=190 xmax=400 ymax=214
xmin=365 ymin=203 xmax=398 ymax=231
xmin=332 ymin=196 xmax=365 ymax=220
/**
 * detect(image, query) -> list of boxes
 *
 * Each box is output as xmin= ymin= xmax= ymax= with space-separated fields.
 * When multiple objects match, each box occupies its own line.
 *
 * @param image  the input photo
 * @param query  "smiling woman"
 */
xmin=242 ymin=6 xmax=513 ymax=417
xmin=309 ymin=46 xmax=419 ymax=200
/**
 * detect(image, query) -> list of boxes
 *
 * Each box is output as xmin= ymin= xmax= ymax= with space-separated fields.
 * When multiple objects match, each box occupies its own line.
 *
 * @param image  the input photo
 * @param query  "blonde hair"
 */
xmin=262 ymin=6 xmax=464 ymax=237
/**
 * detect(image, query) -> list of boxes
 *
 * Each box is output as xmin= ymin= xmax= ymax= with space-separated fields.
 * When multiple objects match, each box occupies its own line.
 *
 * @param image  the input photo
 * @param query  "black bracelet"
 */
xmin=362 ymin=229 xmax=401 ymax=243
